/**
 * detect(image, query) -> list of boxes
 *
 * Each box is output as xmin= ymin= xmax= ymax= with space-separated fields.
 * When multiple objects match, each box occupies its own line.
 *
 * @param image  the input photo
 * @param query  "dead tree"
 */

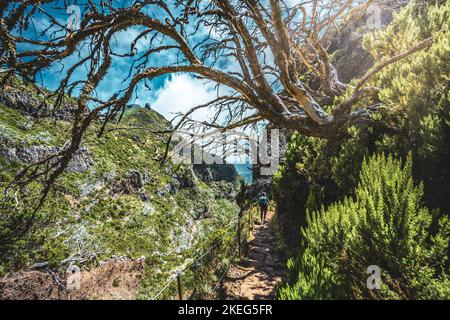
xmin=0 ymin=0 xmax=433 ymax=207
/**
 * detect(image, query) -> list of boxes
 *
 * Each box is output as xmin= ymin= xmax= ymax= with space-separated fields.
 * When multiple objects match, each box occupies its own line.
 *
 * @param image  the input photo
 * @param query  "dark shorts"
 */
xmin=260 ymin=205 xmax=268 ymax=212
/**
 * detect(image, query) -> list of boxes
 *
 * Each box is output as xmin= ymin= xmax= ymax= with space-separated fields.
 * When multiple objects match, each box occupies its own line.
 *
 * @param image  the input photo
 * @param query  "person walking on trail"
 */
xmin=258 ymin=192 xmax=269 ymax=224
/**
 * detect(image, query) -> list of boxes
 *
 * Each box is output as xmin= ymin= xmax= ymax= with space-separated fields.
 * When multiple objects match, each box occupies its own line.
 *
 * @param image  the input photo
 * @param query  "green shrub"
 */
xmin=273 ymin=0 xmax=450 ymax=250
xmin=278 ymin=154 xmax=449 ymax=300
xmin=363 ymin=0 xmax=450 ymax=211
xmin=0 ymin=183 xmax=71 ymax=271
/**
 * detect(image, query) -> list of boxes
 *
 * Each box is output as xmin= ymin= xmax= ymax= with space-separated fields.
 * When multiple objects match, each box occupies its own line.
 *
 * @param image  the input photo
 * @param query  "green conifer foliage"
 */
xmin=273 ymin=0 xmax=450 ymax=253
xmin=278 ymin=154 xmax=449 ymax=299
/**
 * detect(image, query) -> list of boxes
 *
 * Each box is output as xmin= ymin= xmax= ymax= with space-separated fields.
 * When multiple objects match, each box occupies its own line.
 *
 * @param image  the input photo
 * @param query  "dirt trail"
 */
xmin=221 ymin=211 xmax=287 ymax=300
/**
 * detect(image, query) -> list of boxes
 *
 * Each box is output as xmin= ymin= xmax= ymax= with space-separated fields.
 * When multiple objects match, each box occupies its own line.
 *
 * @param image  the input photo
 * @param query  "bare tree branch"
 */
xmin=0 ymin=0 xmax=434 ymax=215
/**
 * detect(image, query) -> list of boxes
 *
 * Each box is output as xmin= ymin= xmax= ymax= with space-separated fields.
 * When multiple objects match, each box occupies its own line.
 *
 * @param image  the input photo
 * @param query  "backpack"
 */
xmin=259 ymin=196 xmax=268 ymax=206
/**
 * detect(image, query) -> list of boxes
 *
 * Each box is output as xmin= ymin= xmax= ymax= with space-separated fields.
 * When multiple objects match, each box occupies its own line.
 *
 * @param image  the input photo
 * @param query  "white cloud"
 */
xmin=113 ymin=27 xmax=149 ymax=53
xmin=148 ymin=74 xmax=219 ymax=122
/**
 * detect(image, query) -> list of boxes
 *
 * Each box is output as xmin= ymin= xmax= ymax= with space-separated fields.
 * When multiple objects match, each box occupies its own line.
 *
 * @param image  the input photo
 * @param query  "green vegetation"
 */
xmin=274 ymin=0 xmax=449 ymax=243
xmin=278 ymin=154 xmax=449 ymax=299
xmin=0 ymin=94 xmax=240 ymax=298
xmin=1 ymin=0 xmax=449 ymax=301
xmin=275 ymin=1 xmax=450 ymax=299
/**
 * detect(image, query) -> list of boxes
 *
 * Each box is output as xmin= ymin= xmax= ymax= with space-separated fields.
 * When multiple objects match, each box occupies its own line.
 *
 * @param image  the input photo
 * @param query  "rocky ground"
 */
xmin=0 ymin=257 xmax=145 ymax=300
xmin=221 ymin=211 xmax=287 ymax=300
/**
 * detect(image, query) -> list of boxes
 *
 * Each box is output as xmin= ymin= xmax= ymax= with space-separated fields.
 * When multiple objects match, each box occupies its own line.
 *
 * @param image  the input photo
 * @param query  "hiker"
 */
xmin=258 ymin=192 xmax=269 ymax=224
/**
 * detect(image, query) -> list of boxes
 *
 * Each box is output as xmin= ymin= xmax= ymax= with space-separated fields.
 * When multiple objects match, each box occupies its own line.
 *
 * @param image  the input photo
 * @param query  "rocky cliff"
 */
xmin=330 ymin=0 xmax=407 ymax=83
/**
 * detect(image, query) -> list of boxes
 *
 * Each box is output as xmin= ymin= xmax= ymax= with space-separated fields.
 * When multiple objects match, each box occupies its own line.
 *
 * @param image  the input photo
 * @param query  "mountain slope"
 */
xmin=0 ymin=78 xmax=240 ymax=299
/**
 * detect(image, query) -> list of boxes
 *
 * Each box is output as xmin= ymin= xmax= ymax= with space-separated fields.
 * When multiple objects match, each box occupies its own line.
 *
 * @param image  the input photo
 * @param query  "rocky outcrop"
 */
xmin=173 ymin=167 xmax=197 ymax=189
xmin=212 ymin=181 xmax=238 ymax=200
xmin=192 ymin=203 xmax=210 ymax=220
xmin=194 ymin=163 xmax=240 ymax=184
xmin=0 ymin=144 xmax=94 ymax=173
xmin=110 ymin=170 xmax=148 ymax=196
xmin=68 ymin=146 xmax=95 ymax=173
xmin=126 ymin=102 xmax=152 ymax=110
xmin=330 ymin=1 xmax=406 ymax=83
xmin=0 ymin=86 xmax=78 ymax=121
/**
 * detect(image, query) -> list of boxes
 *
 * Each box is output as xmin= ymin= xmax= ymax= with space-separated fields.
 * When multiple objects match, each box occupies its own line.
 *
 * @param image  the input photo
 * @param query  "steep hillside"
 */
xmin=0 ymin=77 xmax=240 ymax=299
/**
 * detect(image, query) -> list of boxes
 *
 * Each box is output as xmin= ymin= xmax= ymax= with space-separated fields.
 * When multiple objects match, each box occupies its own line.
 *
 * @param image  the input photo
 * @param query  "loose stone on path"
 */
xmin=221 ymin=211 xmax=287 ymax=300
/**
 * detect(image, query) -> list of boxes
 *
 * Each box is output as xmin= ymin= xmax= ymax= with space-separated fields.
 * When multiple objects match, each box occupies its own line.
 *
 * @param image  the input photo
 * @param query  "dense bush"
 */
xmin=278 ymin=154 xmax=449 ymax=299
xmin=273 ymin=0 xmax=450 ymax=248
xmin=362 ymin=0 xmax=450 ymax=212
xmin=275 ymin=3 xmax=450 ymax=292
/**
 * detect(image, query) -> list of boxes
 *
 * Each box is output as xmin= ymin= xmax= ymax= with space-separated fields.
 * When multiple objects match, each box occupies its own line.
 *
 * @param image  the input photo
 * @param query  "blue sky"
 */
xmin=8 ymin=0 xmax=337 ymax=167
xmin=12 ymin=0 xmax=238 ymax=123
xmin=12 ymin=0 xmax=309 ymax=123
xmin=9 ymin=0 xmax=268 ymax=166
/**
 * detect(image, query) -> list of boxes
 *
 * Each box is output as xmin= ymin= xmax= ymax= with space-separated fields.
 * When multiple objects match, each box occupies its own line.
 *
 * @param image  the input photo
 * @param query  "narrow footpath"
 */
xmin=221 ymin=211 xmax=287 ymax=299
